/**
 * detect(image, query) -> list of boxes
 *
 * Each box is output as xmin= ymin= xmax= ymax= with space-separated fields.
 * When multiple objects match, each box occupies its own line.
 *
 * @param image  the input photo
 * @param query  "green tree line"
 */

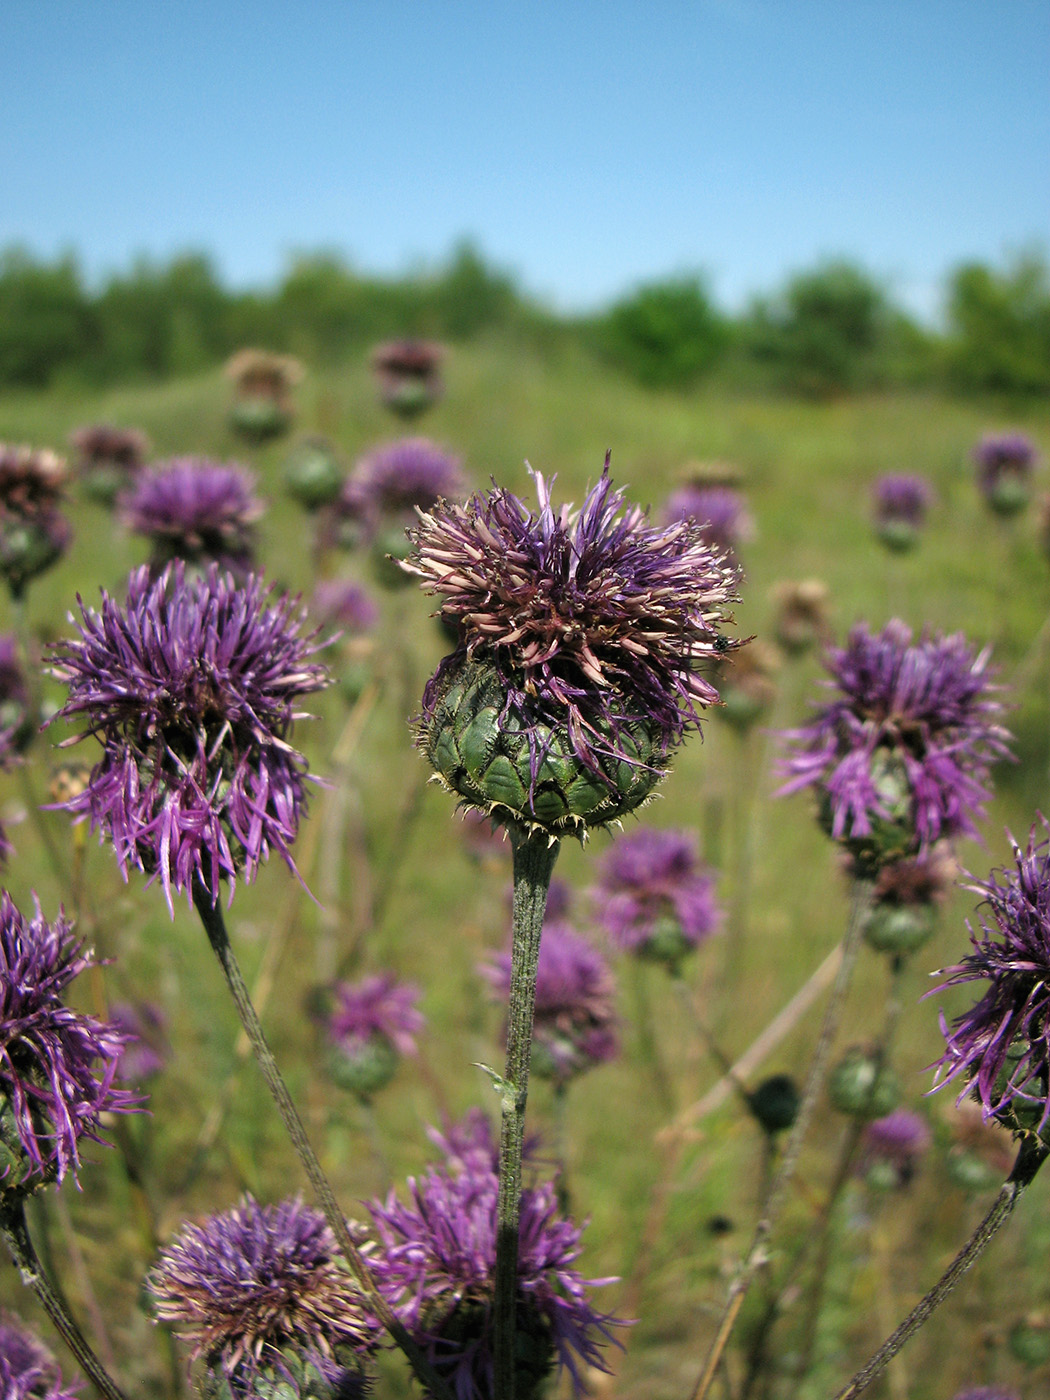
xmin=0 ymin=239 xmax=1047 ymax=398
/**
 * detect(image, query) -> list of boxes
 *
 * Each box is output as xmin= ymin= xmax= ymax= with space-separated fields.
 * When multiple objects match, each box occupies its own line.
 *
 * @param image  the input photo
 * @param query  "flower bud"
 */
xmin=284 ymin=439 xmax=343 ymax=511
xmin=748 ymin=1074 xmax=801 ymax=1135
xmin=829 ymin=1047 xmax=901 ymax=1119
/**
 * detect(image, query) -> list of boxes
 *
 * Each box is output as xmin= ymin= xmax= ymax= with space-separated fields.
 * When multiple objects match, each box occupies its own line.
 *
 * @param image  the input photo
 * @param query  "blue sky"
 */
xmin=2 ymin=2 xmax=1047 ymax=321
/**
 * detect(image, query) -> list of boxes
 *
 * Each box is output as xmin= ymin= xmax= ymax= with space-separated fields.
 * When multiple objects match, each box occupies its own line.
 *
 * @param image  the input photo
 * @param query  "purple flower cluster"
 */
xmin=974 ymin=431 xmax=1039 ymax=514
xmin=858 ymin=1109 xmax=931 ymax=1188
xmin=931 ymin=819 xmax=1050 ymax=1134
xmin=482 ymin=921 xmax=618 ymax=1087
xmin=872 ymin=473 xmax=933 ymax=550
xmin=593 ymin=827 xmax=722 ymax=964
xmin=779 ymin=621 xmax=1011 ymax=864
xmin=0 ymin=893 xmax=138 ymax=1187
xmin=110 ymin=1000 xmax=169 ymax=1083
xmin=0 ymin=1311 xmax=81 ymax=1400
xmin=311 ymin=578 xmax=379 ymax=634
xmin=368 ymin=1148 xmax=622 ymax=1399
xmin=150 ymin=1194 xmax=376 ymax=1396
xmin=328 ymin=974 xmax=424 ymax=1060
xmin=663 ymin=483 xmax=753 ymax=564
xmin=408 ymin=459 xmax=741 ymax=782
xmin=121 ymin=457 xmax=264 ymax=577
xmin=49 ymin=563 xmax=329 ymax=912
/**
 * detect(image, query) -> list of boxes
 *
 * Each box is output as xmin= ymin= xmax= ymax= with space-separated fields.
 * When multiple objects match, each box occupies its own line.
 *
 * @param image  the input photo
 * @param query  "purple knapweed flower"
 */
xmin=150 ymin=1194 xmax=376 ymax=1398
xmin=369 ymin=1151 xmax=623 ymax=1400
xmin=778 ymin=621 xmax=1011 ymax=869
xmin=931 ymin=818 xmax=1050 ymax=1135
xmin=48 ymin=563 xmax=330 ymax=913
xmin=326 ymin=974 xmax=424 ymax=1098
xmin=857 ymin=1108 xmax=931 ymax=1188
xmin=110 ymin=1000 xmax=169 ymax=1083
xmin=593 ymin=827 xmax=722 ymax=967
xmin=311 ymin=579 xmax=380 ymax=634
xmin=0 ymin=444 xmax=71 ymax=599
xmin=974 ymin=431 xmax=1039 ymax=515
xmin=354 ymin=437 xmax=465 ymax=541
xmin=120 ymin=457 xmax=264 ymax=578
xmin=482 ymin=920 xmax=619 ymax=1088
xmin=0 ymin=893 xmax=139 ymax=1188
xmin=872 ymin=473 xmax=933 ymax=551
xmin=0 ymin=1310 xmax=82 ymax=1399
xmin=407 ymin=458 xmax=742 ymax=834
xmin=663 ymin=483 xmax=753 ymax=564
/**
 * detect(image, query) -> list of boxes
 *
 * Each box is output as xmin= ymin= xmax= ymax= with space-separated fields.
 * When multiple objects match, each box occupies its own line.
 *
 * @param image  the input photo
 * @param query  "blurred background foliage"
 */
xmin=1 ymin=240 xmax=1049 ymax=399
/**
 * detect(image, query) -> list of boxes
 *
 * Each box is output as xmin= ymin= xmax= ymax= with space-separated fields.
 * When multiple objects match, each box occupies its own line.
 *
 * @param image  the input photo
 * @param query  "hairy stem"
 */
xmin=191 ymin=878 xmax=453 ymax=1400
xmin=1 ymin=1198 xmax=129 ymax=1400
xmin=494 ymin=831 xmax=560 ymax=1400
xmin=830 ymin=1134 xmax=1049 ymax=1400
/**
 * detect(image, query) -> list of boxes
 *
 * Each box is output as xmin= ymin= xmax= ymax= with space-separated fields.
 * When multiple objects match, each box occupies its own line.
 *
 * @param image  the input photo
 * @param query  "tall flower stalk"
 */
xmin=405 ymin=457 xmax=740 ymax=1397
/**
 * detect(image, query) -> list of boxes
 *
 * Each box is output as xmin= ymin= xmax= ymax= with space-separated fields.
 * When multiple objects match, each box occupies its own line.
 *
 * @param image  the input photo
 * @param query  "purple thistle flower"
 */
xmin=0 ymin=893 xmax=140 ymax=1188
xmin=930 ymin=818 xmax=1050 ymax=1135
xmin=311 ymin=579 xmax=380 ymax=634
xmin=0 ymin=1310 xmax=82 ymax=1399
xmin=872 ymin=473 xmax=933 ymax=551
xmin=355 ymin=438 xmax=464 ymax=522
xmin=48 ymin=563 xmax=329 ymax=914
xmin=407 ymin=458 xmax=741 ymax=824
xmin=662 ymin=483 xmax=753 ymax=564
xmin=482 ymin=921 xmax=619 ymax=1088
xmin=120 ymin=457 xmax=264 ymax=578
xmin=593 ymin=827 xmax=722 ymax=965
xmin=368 ymin=1152 xmax=623 ymax=1400
xmin=326 ymin=974 xmax=424 ymax=1098
xmin=150 ymin=1194 xmax=376 ymax=1397
xmin=974 ymin=431 xmax=1039 ymax=515
xmin=426 ymin=1109 xmax=503 ymax=1176
xmin=110 ymin=1000 xmax=169 ymax=1083
xmin=857 ymin=1108 xmax=931 ymax=1188
xmin=778 ymin=621 xmax=1011 ymax=867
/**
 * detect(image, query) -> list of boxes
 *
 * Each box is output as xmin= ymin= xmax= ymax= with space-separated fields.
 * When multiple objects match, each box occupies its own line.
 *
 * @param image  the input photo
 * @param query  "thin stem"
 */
xmin=690 ymin=877 xmax=874 ymax=1400
xmin=494 ymin=831 xmax=560 ymax=1400
xmin=191 ymin=878 xmax=453 ymax=1400
xmin=830 ymin=1134 xmax=1049 ymax=1400
xmin=0 ymin=1198 xmax=130 ymax=1400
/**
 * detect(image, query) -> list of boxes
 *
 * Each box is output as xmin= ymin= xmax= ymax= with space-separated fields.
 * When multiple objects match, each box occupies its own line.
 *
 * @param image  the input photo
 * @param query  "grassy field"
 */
xmin=1 ymin=342 xmax=1049 ymax=1399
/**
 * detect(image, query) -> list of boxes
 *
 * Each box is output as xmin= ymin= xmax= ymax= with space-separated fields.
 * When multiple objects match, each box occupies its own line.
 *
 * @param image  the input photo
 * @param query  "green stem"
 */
xmin=191 ymin=878 xmax=453 ymax=1400
xmin=830 ymin=1135 xmax=1049 ymax=1400
xmin=493 ymin=831 xmax=560 ymax=1400
xmin=0 ymin=1198 xmax=129 ymax=1400
xmin=689 ymin=876 xmax=874 ymax=1400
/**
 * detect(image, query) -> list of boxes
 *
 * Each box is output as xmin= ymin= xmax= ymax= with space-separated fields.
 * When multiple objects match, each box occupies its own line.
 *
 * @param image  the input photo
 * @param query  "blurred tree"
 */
xmin=0 ymin=247 xmax=93 ymax=386
xmin=594 ymin=274 xmax=729 ymax=388
xmin=944 ymin=251 xmax=1050 ymax=395
xmin=92 ymin=254 xmax=228 ymax=382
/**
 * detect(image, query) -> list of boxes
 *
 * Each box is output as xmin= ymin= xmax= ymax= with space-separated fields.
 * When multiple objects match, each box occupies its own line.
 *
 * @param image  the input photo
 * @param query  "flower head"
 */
xmin=110 ymin=1000 xmax=169 ymax=1083
xmin=369 ymin=1150 xmax=623 ymax=1400
xmin=931 ymin=818 xmax=1050 ymax=1135
xmin=311 ymin=579 xmax=380 ymax=634
xmin=150 ymin=1194 xmax=376 ymax=1397
xmin=0 ymin=893 xmax=139 ymax=1188
xmin=70 ymin=424 xmax=149 ymax=504
xmin=857 ymin=1108 xmax=931 ymax=1188
xmin=371 ymin=339 xmax=445 ymax=419
xmin=0 ymin=444 xmax=71 ymax=597
xmin=872 ymin=473 xmax=933 ymax=551
xmin=593 ymin=827 xmax=722 ymax=967
xmin=0 ymin=1310 xmax=82 ymax=1399
xmin=779 ymin=621 xmax=1011 ymax=869
xmin=663 ymin=483 xmax=753 ymax=564
xmin=355 ymin=437 xmax=465 ymax=524
xmin=407 ymin=459 xmax=741 ymax=835
xmin=770 ymin=578 xmax=831 ymax=655
xmin=326 ymin=974 xmax=424 ymax=1098
xmin=482 ymin=921 xmax=618 ymax=1087
xmin=974 ymin=431 xmax=1039 ymax=515
xmin=49 ymin=563 xmax=329 ymax=913
xmin=224 ymin=349 xmax=304 ymax=402
xmin=121 ymin=458 xmax=264 ymax=577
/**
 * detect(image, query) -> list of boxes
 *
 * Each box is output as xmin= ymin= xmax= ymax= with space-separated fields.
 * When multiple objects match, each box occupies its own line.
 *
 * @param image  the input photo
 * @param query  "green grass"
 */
xmin=1 ymin=342 xmax=1049 ymax=1398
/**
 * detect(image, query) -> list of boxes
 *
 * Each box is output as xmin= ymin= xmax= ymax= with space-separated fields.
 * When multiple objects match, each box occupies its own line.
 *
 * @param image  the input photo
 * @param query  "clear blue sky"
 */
xmin=3 ymin=2 xmax=1047 ymax=322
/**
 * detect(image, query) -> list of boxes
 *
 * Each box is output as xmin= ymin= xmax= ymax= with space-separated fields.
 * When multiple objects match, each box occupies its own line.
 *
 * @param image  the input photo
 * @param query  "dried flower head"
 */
xmin=0 ymin=893 xmax=139 ymax=1189
xmin=593 ymin=826 xmax=722 ymax=968
xmin=0 ymin=1310 xmax=82 ymax=1400
xmin=224 ymin=349 xmax=304 ymax=401
xmin=368 ymin=1150 xmax=623 ymax=1400
xmin=714 ymin=638 xmax=780 ymax=730
xmin=0 ymin=633 xmax=32 ymax=756
xmin=121 ymin=457 xmax=264 ymax=578
xmin=482 ymin=921 xmax=618 ymax=1087
xmin=371 ymin=339 xmax=445 ymax=419
xmin=974 ymin=431 xmax=1039 ymax=515
xmin=770 ymin=578 xmax=831 ymax=655
xmin=931 ymin=818 xmax=1050 ymax=1136
xmin=150 ymin=1194 xmax=376 ymax=1397
xmin=663 ymin=483 xmax=753 ymax=564
xmin=0 ymin=444 xmax=71 ymax=597
xmin=859 ymin=843 xmax=958 ymax=956
xmin=778 ymin=621 xmax=1011 ymax=870
xmin=69 ymin=424 xmax=149 ymax=504
xmin=407 ymin=458 xmax=742 ymax=836
xmin=872 ymin=473 xmax=933 ymax=551
xmin=49 ymin=562 xmax=329 ymax=913
xmin=326 ymin=974 xmax=424 ymax=1098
